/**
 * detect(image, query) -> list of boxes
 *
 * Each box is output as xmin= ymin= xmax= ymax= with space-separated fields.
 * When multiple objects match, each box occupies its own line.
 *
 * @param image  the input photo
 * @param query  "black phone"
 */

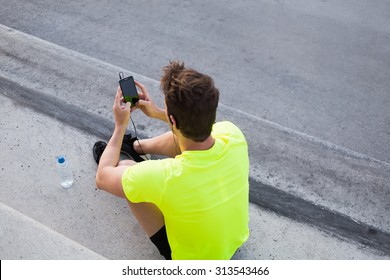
xmin=119 ymin=75 xmax=139 ymax=106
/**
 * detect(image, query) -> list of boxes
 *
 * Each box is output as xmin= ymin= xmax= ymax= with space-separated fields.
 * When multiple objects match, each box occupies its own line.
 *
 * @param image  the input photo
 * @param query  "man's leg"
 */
xmin=127 ymin=199 xmax=171 ymax=259
xmin=126 ymin=201 xmax=164 ymax=237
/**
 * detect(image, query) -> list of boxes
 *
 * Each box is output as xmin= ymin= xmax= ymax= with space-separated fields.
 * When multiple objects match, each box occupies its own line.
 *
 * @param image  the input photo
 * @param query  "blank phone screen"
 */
xmin=119 ymin=76 xmax=139 ymax=106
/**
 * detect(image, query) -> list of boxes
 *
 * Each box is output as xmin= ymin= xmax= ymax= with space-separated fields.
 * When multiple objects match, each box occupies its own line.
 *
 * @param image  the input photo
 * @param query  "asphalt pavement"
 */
xmin=0 ymin=0 xmax=389 ymax=163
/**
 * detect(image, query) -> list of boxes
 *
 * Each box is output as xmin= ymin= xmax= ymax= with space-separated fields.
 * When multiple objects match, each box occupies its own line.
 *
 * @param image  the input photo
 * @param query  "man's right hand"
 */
xmin=134 ymin=80 xmax=167 ymax=122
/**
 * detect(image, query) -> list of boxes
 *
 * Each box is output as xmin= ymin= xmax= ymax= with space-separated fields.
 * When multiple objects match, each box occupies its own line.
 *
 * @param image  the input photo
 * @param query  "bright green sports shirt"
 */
xmin=122 ymin=121 xmax=249 ymax=260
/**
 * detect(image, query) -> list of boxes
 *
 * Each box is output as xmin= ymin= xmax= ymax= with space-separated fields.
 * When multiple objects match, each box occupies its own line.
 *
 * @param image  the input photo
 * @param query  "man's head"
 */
xmin=160 ymin=61 xmax=219 ymax=142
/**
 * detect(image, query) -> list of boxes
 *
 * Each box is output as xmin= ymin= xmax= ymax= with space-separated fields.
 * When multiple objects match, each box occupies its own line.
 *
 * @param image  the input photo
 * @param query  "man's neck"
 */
xmin=178 ymin=134 xmax=215 ymax=152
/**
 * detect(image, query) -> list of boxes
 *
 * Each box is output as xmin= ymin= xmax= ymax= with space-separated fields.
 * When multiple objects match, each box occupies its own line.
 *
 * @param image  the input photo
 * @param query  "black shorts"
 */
xmin=150 ymin=226 xmax=172 ymax=260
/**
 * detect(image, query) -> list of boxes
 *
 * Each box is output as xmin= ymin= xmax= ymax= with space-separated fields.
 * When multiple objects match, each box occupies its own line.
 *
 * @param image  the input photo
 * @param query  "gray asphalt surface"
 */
xmin=0 ymin=0 xmax=389 ymax=163
xmin=1 ymin=0 xmax=389 ymax=260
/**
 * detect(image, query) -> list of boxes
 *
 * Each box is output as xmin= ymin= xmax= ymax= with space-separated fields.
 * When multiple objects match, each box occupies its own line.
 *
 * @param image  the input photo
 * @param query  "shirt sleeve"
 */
xmin=121 ymin=160 xmax=167 ymax=206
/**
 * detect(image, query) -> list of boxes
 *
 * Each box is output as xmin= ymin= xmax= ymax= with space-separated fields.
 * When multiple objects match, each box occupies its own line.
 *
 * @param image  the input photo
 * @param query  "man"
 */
xmin=95 ymin=61 xmax=249 ymax=260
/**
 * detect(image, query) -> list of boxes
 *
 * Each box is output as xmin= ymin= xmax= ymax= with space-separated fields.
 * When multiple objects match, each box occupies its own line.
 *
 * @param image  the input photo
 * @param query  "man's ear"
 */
xmin=169 ymin=115 xmax=178 ymax=130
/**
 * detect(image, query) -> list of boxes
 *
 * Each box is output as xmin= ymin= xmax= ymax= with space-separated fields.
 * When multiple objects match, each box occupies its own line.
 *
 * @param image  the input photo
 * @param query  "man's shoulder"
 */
xmin=124 ymin=158 xmax=172 ymax=178
xmin=213 ymin=121 xmax=245 ymax=138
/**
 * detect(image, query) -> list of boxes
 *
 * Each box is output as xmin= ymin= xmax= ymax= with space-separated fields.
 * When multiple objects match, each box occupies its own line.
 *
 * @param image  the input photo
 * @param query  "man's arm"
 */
xmin=96 ymin=87 xmax=132 ymax=198
xmin=133 ymin=81 xmax=180 ymax=157
xmin=134 ymin=81 xmax=167 ymax=122
xmin=133 ymin=131 xmax=181 ymax=158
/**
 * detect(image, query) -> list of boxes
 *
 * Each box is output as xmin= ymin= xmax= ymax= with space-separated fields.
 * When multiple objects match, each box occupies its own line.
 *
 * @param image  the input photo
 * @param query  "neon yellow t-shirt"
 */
xmin=122 ymin=121 xmax=249 ymax=259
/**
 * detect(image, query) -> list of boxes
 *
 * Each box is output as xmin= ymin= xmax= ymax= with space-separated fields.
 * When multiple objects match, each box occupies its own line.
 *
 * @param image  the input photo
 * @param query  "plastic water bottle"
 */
xmin=56 ymin=155 xmax=74 ymax=188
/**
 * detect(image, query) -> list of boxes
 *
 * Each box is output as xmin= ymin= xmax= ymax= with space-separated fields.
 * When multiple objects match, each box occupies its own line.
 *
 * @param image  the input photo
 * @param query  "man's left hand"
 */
xmin=113 ymin=86 xmax=131 ymax=128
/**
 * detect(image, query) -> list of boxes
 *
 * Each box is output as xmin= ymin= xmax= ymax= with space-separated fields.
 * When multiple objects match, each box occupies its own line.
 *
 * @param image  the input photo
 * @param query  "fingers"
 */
xmin=135 ymin=80 xmax=150 ymax=99
xmin=130 ymin=98 xmax=145 ymax=113
xmin=115 ymin=86 xmax=123 ymax=106
xmin=113 ymin=86 xmax=130 ymax=124
xmin=114 ymin=86 xmax=130 ymax=111
xmin=116 ymin=86 xmax=122 ymax=97
xmin=125 ymin=101 xmax=131 ymax=111
xmin=134 ymin=80 xmax=145 ymax=91
xmin=137 ymin=99 xmax=148 ymax=106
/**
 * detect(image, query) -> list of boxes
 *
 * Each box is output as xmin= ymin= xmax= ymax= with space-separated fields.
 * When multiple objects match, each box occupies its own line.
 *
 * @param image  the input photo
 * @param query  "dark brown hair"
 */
xmin=161 ymin=61 xmax=219 ymax=142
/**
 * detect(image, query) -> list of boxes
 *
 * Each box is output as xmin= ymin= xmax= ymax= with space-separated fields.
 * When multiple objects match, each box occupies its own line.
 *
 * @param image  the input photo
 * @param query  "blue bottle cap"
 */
xmin=57 ymin=156 xmax=65 ymax=164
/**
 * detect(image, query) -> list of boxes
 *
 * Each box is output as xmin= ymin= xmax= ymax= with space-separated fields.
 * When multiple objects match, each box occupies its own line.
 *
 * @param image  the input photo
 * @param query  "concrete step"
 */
xmin=0 ymin=91 xmax=385 ymax=260
xmin=0 ymin=202 xmax=105 ymax=259
xmin=0 ymin=23 xmax=389 ymax=259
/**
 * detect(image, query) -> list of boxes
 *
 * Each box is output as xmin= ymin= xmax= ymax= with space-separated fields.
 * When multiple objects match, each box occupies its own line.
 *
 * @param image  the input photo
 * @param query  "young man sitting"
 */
xmin=94 ymin=61 xmax=249 ymax=260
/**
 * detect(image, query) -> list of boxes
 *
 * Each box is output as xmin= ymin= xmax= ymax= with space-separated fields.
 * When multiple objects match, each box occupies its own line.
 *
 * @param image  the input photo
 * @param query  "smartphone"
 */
xmin=119 ymin=75 xmax=139 ymax=106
